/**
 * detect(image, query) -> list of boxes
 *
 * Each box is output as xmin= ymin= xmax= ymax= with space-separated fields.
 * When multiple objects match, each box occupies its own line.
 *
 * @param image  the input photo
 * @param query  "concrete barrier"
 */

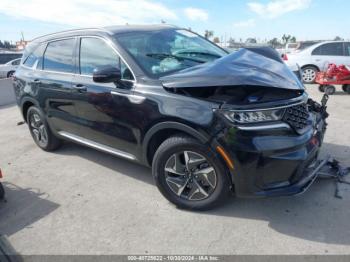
xmin=0 ymin=78 xmax=16 ymax=106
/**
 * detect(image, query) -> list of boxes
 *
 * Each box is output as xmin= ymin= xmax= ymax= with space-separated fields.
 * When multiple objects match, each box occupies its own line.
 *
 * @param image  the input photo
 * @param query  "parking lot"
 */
xmin=0 ymin=82 xmax=350 ymax=255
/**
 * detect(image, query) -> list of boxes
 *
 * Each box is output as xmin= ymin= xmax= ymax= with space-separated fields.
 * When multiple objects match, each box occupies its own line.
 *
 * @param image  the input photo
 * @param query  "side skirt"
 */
xmin=58 ymin=131 xmax=137 ymax=161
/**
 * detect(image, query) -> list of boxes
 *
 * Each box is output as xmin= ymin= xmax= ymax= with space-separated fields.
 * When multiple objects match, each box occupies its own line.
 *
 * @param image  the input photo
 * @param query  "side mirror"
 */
xmin=93 ymin=66 xmax=121 ymax=83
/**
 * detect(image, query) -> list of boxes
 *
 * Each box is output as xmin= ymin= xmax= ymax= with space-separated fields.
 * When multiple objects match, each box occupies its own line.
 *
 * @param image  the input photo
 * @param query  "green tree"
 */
xmin=204 ymin=30 xmax=214 ymax=39
xmin=334 ymin=36 xmax=343 ymax=41
xmin=290 ymin=36 xmax=296 ymax=43
xmin=213 ymin=37 xmax=220 ymax=43
xmin=282 ymin=34 xmax=291 ymax=44
xmin=3 ymin=41 xmax=11 ymax=49
xmin=268 ymin=38 xmax=281 ymax=48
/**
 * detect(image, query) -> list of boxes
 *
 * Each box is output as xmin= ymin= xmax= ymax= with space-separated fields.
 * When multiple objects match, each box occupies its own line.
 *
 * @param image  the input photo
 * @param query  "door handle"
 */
xmin=33 ymin=79 xmax=41 ymax=84
xmin=73 ymin=84 xmax=87 ymax=92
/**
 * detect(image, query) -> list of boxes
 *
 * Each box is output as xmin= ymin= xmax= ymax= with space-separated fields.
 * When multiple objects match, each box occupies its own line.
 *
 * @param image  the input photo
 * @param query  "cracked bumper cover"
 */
xmin=214 ymin=103 xmax=328 ymax=198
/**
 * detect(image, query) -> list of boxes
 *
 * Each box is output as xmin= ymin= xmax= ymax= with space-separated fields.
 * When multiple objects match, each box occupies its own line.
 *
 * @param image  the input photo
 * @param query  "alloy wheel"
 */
xmin=29 ymin=113 xmax=48 ymax=147
xmin=302 ymin=68 xmax=316 ymax=83
xmin=164 ymin=151 xmax=217 ymax=201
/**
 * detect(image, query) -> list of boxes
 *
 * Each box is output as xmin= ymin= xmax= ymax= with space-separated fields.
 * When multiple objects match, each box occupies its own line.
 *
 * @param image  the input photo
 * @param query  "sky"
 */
xmin=0 ymin=0 xmax=349 ymax=43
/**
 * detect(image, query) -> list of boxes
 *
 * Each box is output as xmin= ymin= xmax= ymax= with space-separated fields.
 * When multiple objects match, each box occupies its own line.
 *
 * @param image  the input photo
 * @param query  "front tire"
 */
xmin=301 ymin=66 xmax=318 ymax=83
xmin=152 ymin=136 xmax=230 ymax=210
xmin=27 ymin=106 xmax=62 ymax=151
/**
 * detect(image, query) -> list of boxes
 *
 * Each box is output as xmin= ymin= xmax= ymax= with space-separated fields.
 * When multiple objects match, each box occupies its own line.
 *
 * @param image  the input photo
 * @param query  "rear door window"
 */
xmin=43 ymin=39 xmax=75 ymax=73
xmin=312 ymin=43 xmax=344 ymax=56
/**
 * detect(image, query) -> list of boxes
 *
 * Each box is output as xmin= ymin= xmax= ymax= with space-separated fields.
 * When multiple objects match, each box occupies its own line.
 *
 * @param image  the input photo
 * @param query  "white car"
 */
xmin=0 ymin=58 xmax=21 ymax=78
xmin=285 ymin=41 xmax=350 ymax=83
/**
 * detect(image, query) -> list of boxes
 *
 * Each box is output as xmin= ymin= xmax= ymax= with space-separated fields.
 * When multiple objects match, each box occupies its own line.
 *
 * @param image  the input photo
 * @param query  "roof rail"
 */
xmin=31 ymin=27 xmax=112 ymax=42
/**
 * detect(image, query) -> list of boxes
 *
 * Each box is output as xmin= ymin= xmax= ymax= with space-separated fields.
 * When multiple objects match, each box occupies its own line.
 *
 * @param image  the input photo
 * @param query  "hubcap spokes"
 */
xmin=30 ymin=113 xmax=48 ymax=145
xmin=164 ymin=151 xmax=217 ymax=201
xmin=302 ymin=69 xmax=316 ymax=82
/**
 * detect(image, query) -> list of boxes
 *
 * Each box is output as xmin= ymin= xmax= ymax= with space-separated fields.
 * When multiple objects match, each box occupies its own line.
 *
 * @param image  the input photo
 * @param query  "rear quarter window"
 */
xmin=12 ymin=59 xmax=20 ymax=65
xmin=23 ymin=43 xmax=46 ymax=68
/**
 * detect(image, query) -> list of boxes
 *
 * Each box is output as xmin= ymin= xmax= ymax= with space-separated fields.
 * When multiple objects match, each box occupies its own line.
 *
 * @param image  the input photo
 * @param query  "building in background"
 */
xmin=15 ymin=40 xmax=30 ymax=51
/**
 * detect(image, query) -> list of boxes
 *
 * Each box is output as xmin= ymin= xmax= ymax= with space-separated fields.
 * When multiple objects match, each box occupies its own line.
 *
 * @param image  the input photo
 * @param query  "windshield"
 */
xmin=116 ymin=29 xmax=227 ymax=77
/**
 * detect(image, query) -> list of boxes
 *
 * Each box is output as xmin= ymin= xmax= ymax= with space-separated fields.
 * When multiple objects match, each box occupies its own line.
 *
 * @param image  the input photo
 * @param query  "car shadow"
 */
xmin=54 ymin=141 xmax=350 ymax=245
xmin=0 ymin=183 xmax=59 ymax=237
xmin=330 ymin=91 xmax=349 ymax=96
xmin=55 ymin=142 xmax=154 ymax=185
xmin=203 ymin=142 xmax=350 ymax=245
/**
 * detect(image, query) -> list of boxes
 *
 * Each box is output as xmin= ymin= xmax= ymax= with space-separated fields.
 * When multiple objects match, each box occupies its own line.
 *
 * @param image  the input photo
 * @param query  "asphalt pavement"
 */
xmin=0 ymin=85 xmax=349 ymax=255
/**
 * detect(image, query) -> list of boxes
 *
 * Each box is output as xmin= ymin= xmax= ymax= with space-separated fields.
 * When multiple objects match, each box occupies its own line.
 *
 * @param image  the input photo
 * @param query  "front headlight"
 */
xmin=223 ymin=108 xmax=286 ymax=124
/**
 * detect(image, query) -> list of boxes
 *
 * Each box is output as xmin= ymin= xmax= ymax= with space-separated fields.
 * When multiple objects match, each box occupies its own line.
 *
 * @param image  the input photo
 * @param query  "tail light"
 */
xmin=283 ymin=54 xmax=288 ymax=61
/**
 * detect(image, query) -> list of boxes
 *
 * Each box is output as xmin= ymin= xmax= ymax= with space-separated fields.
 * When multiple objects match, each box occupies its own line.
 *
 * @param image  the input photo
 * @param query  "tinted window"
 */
xmin=23 ymin=44 xmax=45 ymax=68
xmin=297 ymin=41 xmax=320 ymax=51
xmin=43 ymin=39 xmax=75 ymax=73
xmin=344 ymin=42 xmax=350 ymax=56
xmin=312 ymin=43 xmax=344 ymax=56
xmin=12 ymin=59 xmax=20 ymax=65
xmin=80 ymin=37 xmax=133 ymax=80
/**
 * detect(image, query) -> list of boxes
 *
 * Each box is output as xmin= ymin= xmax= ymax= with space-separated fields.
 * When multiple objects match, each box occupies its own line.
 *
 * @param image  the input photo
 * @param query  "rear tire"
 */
xmin=342 ymin=84 xmax=350 ymax=94
xmin=152 ymin=135 xmax=230 ymax=210
xmin=301 ymin=66 xmax=318 ymax=83
xmin=7 ymin=71 xmax=15 ymax=78
xmin=324 ymin=85 xmax=336 ymax=95
xmin=27 ymin=106 xmax=62 ymax=151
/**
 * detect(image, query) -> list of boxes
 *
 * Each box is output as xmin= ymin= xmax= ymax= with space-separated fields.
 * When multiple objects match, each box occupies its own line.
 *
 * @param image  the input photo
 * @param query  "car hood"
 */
xmin=160 ymin=47 xmax=304 ymax=90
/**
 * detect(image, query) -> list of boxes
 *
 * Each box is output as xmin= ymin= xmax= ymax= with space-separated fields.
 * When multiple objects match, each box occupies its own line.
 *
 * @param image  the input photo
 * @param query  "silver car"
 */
xmin=285 ymin=41 xmax=350 ymax=83
xmin=0 ymin=58 xmax=21 ymax=78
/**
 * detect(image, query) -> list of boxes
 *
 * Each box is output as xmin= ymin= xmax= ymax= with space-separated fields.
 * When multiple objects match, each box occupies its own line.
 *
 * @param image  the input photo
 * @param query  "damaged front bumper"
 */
xmin=214 ymin=94 xmax=329 ymax=198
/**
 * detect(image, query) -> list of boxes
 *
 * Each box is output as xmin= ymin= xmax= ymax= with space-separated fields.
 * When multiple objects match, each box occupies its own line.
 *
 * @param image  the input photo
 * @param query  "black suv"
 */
xmin=14 ymin=25 xmax=328 ymax=210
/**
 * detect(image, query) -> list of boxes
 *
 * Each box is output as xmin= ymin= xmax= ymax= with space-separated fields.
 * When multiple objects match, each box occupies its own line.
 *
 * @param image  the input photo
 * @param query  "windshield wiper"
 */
xmin=146 ymin=53 xmax=205 ymax=64
xmin=174 ymin=50 xmax=222 ymax=58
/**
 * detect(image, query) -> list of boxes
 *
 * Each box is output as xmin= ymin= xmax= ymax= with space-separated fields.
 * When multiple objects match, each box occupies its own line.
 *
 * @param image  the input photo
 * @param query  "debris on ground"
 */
xmin=317 ymin=157 xmax=350 ymax=199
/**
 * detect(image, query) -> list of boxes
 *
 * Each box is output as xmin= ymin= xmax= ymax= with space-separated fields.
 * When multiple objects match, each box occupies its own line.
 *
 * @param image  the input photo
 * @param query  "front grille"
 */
xmin=283 ymin=103 xmax=309 ymax=132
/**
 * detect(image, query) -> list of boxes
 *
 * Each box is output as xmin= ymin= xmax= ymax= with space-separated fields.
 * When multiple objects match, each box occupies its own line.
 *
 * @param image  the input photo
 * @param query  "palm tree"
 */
xmin=204 ymin=30 xmax=214 ymax=39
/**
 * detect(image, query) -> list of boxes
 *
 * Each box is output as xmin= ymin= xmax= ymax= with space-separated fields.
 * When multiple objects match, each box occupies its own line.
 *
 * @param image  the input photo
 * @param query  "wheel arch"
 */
xmin=142 ymin=122 xmax=209 ymax=166
xmin=7 ymin=70 xmax=15 ymax=78
xmin=301 ymin=64 xmax=320 ymax=71
xmin=21 ymin=97 xmax=39 ymax=122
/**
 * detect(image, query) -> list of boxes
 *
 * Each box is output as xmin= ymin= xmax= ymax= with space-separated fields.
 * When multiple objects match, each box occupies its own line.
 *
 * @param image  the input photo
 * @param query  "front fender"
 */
xmin=141 ymin=121 xmax=210 ymax=165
